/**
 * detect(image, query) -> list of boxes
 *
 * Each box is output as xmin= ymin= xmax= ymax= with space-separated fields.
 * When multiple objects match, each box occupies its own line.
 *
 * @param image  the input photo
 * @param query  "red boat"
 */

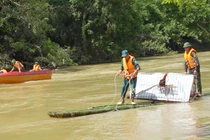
xmin=0 ymin=69 xmax=52 ymax=84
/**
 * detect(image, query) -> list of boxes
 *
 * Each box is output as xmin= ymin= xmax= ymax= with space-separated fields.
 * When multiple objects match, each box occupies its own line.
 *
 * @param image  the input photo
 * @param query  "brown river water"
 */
xmin=0 ymin=52 xmax=210 ymax=140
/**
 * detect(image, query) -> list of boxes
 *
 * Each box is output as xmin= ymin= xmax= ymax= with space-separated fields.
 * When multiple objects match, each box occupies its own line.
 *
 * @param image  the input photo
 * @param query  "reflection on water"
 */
xmin=0 ymin=61 xmax=210 ymax=140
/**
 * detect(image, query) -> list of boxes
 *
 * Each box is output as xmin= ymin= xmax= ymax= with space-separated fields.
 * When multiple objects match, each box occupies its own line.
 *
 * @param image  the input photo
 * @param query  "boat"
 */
xmin=0 ymin=69 xmax=52 ymax=84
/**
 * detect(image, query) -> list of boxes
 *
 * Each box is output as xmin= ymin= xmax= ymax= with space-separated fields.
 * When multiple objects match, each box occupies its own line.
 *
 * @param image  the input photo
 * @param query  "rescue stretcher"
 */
xmin=133 ymin=72 xmax=197 ymax=103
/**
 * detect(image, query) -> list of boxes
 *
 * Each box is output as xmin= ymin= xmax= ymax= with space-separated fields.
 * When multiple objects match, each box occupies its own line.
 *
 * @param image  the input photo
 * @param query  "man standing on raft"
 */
xmin=117 ymin=50 xmax=141 ymax=105
xmin=183 ymin=42 xmax=202 ymax=97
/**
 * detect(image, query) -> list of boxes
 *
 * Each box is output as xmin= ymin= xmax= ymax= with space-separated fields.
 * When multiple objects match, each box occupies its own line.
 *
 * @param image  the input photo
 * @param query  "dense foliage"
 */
xmin=0 ymin=0 xmax=210 ymax=69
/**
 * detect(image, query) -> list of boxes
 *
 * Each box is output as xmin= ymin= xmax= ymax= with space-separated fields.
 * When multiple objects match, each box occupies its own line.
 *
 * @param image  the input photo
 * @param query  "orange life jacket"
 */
xmin=122 ymin=55 xmax=137 ymax=79
xmin=32 ymin=64 xmax=41 ymax=71
xmin=14 ymin=61 xmax=24 ymax=70
xmin=0 ymin=69 xmax=7 ymax=73
xmin=184 ymin=48 xmax=197 ymax=69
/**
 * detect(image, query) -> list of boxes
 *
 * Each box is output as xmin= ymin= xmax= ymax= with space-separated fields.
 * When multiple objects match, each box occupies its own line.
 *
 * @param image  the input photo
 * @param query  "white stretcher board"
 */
xmin=133 ymin=72 xmax=194 ymax=102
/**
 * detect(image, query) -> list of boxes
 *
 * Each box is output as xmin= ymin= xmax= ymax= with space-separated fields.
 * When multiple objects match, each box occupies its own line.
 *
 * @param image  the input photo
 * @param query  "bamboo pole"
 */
xmin=48 ymin=101 xmax=165 ymax=118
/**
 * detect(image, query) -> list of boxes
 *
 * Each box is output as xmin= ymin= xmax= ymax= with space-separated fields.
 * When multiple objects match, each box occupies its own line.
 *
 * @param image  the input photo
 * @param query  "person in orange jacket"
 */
xmin=30 ymin=62 xmax=42 ymax=71
xmin=183 ymin=42 xmax=202 ymax=97
xmin=0 ymin=67 xmax=7 ymax=74
xmin=116 ymin=50 xmax=141 ymax=105
xmin=10 ymin=59 xmax=24 ymax=72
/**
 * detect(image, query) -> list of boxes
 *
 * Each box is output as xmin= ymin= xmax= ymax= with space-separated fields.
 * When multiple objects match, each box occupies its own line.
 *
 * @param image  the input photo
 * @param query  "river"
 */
xmin=0 ymin=52 xmax=209 ymax=140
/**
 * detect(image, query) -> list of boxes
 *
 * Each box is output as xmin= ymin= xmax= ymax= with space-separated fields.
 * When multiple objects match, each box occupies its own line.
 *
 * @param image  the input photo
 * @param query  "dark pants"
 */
xmin=189 ymin=66 xmax=202 ymax=94
xmin=121 ymin=77 xmax=137 ymax=99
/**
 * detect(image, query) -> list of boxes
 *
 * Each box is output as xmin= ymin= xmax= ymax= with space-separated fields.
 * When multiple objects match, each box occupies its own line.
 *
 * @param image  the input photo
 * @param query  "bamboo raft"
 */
xmin=48 ymin=101 xmax=165 ymax=118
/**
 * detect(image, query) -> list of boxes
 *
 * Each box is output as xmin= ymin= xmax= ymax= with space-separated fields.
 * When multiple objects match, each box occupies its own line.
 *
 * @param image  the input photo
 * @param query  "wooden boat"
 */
xmin=0 ymin=69 xmax=52 ymax=84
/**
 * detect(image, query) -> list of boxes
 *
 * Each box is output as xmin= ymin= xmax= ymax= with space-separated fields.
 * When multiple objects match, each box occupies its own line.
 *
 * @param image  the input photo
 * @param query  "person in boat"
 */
xmin=10 ymin=59 xmax=24 ymax=72
xmin=116 ymin=50 xmax=141 ymax=105
xmin=183 ymin=42 xmax=202 ymax=97
xmin=30 ymin=62 xmax=42 ymax=71
xmin=0 ymin=67 xmax=7 ymax=74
